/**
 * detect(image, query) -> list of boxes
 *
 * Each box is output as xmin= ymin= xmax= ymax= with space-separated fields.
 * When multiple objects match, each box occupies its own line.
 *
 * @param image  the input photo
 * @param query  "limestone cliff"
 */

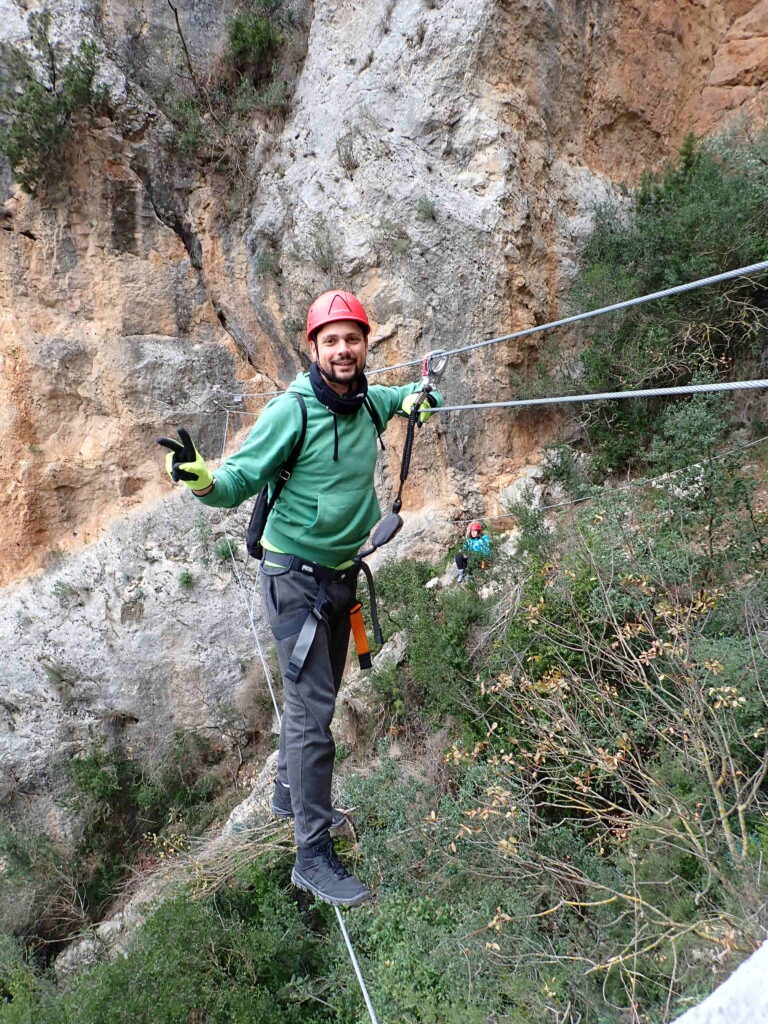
xmin=1 ymin=0 xmax=767 ymax=843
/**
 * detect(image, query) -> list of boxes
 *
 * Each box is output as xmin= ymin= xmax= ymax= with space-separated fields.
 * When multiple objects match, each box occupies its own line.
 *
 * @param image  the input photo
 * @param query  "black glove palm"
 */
xmin=157 ymin=427 xmax=213 ymax=488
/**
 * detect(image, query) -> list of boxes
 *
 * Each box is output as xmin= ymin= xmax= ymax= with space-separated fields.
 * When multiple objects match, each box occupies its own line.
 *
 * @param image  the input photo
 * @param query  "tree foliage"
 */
xmin=0 ymin=12 xmax=105 ymax=193
xmin=571 ymin=131 xmax=768 ymax=472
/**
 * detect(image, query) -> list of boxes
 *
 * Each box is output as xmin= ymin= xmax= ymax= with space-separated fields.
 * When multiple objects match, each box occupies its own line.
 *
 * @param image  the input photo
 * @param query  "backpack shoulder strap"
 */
xmin=266 ymin=391 xmax=307 ymax=513
xmin=246 ymin=392 xmax=308 ymax=559
xmin=363 ymin=395 xmax=385 ymax=451
xmin=285 ymin=391 xmax=307 ymax=470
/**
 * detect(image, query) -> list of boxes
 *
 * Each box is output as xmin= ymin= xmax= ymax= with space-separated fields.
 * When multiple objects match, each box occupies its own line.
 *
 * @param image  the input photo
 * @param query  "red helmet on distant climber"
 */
xmin=306 ymin=290 xmax=371 ymax=343
xmin=469 ymin=521 xmax=483 ymax=532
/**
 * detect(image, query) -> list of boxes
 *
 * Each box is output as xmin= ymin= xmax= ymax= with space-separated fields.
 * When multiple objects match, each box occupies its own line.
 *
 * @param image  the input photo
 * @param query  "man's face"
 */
xmin=311 ymin=319 xmax=368 ymax=391
xmin=470 ymin=528 xmax=481 ymax=538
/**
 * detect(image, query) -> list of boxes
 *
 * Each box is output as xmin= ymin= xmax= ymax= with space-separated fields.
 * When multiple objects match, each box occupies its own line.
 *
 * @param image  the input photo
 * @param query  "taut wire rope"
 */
xmin=212 ymin=260 xmax=768 ymax=408
xmin=366 ymin=259 xmax=768 ymax=377
xmin=430 ymin=378 xmax=768 ymax=415
xmin=206 ymin=377 xmax=768 ymax=418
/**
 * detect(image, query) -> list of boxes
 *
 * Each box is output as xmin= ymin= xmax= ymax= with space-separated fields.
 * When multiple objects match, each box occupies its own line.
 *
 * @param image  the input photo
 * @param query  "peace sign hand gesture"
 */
xmin=156 ymin=427 xmax=213 ymax=490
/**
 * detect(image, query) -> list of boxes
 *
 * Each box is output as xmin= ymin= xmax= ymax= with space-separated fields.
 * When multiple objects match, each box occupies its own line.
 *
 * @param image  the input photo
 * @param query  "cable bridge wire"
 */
xmin=215 ymin=413 xmax=382 ymax=1024
xmin=215 ymin=260 xmax=768 ymax=404
xmin=430 ymin=377 xmax=768 ymax=415
xmin=365 ymin=258 xmax=768 ymax=377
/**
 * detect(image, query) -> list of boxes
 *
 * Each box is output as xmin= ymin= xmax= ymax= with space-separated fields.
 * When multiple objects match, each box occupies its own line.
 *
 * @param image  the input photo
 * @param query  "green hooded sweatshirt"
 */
xmin=195 ymin=372 xmax=443 ymax=566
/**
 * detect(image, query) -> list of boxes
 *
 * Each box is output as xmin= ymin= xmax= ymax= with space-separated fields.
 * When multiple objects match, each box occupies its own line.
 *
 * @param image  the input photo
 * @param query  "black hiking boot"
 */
xmin=271 ymin=780 xmax=348 ymax=830
xmin=291 ymin=837 xmax=372 ymax=907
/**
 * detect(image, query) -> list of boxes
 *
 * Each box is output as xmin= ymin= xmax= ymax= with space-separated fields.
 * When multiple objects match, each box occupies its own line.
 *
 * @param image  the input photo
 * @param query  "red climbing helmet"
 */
xmin=306 ymin=290 xmax=371 ymax=343
xmin=469 ymin=521 xmax=483 ymax=532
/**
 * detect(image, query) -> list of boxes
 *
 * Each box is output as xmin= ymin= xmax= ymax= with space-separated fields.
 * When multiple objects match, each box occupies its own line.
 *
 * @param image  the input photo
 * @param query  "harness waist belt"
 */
xmin=262 ymin=550 xmax=358 ymax=585
xmin=262 ymin=550 xmax=382 ymax=684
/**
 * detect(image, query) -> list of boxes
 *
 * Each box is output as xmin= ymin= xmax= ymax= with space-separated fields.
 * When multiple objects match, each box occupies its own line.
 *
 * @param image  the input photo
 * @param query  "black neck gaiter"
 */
xmin=309 ymin=361 xmax=368 ymax=415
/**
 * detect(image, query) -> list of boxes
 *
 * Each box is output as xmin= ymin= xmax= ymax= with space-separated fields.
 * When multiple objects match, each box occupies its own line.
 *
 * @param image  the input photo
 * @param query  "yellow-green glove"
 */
xmin=401 ymin=391 xmax=436 ymax=423
xmin=156 ymin=427 xmax=213 ymax=490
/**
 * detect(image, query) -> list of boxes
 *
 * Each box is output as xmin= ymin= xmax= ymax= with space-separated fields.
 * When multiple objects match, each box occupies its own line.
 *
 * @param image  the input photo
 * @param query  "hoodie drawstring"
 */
xmin=332 ymin=414 xmax=339 ymax=462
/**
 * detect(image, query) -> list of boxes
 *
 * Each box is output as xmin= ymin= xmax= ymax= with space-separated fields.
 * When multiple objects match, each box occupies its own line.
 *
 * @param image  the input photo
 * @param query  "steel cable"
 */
xmin=366 ymin=259 xmax=768 ymax=377
xmin=430 ymin=378 xmax=768 ymax=415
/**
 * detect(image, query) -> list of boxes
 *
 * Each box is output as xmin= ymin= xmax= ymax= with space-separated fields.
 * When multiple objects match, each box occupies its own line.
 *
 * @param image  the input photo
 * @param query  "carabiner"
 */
xmin=420 ymin=349 xmax=449 ymax=390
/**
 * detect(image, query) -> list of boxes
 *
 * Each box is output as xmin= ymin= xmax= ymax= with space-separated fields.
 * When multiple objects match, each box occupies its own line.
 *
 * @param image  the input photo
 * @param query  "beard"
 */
xmin=317 ymin=353 xmax=366 ymax=388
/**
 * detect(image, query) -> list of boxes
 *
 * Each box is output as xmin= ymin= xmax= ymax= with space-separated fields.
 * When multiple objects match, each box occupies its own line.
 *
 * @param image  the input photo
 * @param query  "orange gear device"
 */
xmin=349 ymin=602 xmax=372 ymax=670
xmin=306 ymin=290 xmax=371 ymax=342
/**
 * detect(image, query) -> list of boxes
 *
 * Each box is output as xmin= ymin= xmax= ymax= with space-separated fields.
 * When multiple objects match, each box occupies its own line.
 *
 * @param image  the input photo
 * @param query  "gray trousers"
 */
xmin=260 ymin=562 xmax=355 ymax=848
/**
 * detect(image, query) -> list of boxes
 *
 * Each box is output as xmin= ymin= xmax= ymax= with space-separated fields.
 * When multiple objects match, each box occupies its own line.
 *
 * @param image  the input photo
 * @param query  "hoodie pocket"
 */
xmin=299 ymin=486 xmax=380 ymax=552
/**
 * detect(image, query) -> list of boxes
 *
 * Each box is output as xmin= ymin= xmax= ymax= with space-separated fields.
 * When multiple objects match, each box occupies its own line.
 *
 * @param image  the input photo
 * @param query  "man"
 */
xmin=159 ymin=290 xmax=442 ymax=906
xmin=455 ymin=520 xmax=491 ymax=583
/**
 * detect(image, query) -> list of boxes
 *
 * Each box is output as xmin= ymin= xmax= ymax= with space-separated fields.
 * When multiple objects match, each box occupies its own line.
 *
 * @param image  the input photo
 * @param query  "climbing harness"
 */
xmin=264 ymin=515 xmax=396 ymax=685
xmin=391 ymin=349 xmax=448 ymax=516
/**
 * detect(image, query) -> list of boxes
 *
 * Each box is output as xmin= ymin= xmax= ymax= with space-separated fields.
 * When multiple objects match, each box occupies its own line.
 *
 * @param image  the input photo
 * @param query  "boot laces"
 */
xmin=323 ymin=841 xmax=351 ymax=880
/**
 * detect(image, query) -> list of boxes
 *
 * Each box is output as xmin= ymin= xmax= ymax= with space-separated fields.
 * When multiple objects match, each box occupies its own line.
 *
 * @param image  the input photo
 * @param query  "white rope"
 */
xmin=213 ymin=387 xmax=285 ymax=400
xmin=430 ymin=378 xmax=768 ymax=415
xmin=366 ymin=259 xmax=768 ymax=377
xmin=209 ymin=377 xmax=768 ymax=420
xmin=335 ymin=908 xmax=381 ymax=1024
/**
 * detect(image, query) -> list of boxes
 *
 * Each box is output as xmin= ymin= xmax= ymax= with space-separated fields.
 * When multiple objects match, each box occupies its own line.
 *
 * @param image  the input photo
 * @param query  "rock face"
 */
xmin=1 ymin=0 xmax=768 ymax=901
xmin=0 ymin=493 xmax=274 ymax=843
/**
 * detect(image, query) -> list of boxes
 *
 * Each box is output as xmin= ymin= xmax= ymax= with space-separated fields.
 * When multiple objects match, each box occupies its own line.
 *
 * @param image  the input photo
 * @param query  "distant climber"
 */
xmin=455 ymin=520 xmax=491 ymax=583
xmin=158 ymin=290 xmax=442 ymax=908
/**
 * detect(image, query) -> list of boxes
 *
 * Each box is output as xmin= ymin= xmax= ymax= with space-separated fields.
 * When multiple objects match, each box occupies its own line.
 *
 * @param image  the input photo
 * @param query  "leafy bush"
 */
xmin=0 ymin=12 xmax=106 ymax=193
xmin=0 ymin=867 xmax=333 ymax=1024
xmin=345 ymin=406 xmax=767 ymax=1022
xmin=568 ymin=131 xmax=768 ymax=473
xmin=1 ymin=734 xmax=235 ymax=946
xmin=178 ymin=570 xmax=195 ymax=589
xmin=226 ymin=6 xmax=283 ymax=80
xmin=415 ymin=196 xmax=437 ymax=221
xmin=213 ymin=537 xmax=238 ymax=562
xmin=162 ymin=92 xmax=204 ymax=156
xmin=155 ymin=0 xmax=299 ymax=189
xmin=372 ymin=559 xmax=483 ymax=721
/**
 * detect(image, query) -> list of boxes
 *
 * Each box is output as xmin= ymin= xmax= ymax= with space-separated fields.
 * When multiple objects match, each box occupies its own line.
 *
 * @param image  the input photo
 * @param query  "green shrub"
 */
xmin=354 ymin=421 xmax=768 ymax=1021
xmin=178 ymin=570 xmax=195 ymax=590
xmin=226 ymin=8 xmax=283 ymax=79
xmin=415 ymin=196 xmax=437 ymax=221
xmin=568 ymin=130 xmax=768 ymax=473
xmin=0 ymin=868 xmax=333 ymax=1024
xmin=0 ymin=12 xmax=106 ymax=193
xmin=1 ymin=734 xmax=234 ymax=947
xmin=163 ymin=92 xmax=205 ymax=155
xmin=372 ymin=558 xmax=483 ymax=721
xmin=213 ymin=537 xmax=238 ymax=562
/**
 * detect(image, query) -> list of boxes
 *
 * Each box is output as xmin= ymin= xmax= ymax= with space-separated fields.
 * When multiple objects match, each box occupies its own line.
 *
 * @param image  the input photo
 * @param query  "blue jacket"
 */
xmin=464 ymin=533 xmax=491 ymax=558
